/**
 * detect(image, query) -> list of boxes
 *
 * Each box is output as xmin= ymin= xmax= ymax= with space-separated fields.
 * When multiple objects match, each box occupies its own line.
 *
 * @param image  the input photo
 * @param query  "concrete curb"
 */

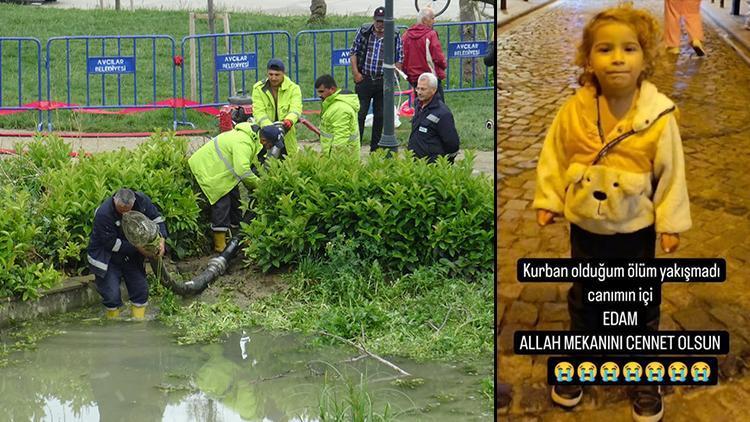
xmin=0 ymin=277 xmax=99 ymax=328
xmin=0 ymin=276 xmax=137 ymax=327
xmin=702 ymin=3 xmax=750 ymax=66
xmin=498 ymin=0 xmax=558 ymax=28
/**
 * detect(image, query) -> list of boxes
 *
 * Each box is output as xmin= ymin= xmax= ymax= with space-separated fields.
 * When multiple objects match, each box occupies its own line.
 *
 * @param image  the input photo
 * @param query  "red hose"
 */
xmin=0 ymin=129 xmax=208 ymax=138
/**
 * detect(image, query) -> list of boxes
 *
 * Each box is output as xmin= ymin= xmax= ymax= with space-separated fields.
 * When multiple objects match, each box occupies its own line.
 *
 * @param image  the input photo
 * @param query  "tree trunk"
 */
xmin=309 ymin=0 xmax=327 ymax=23
xmin=460 ymin=0 xmax=484 ymax=82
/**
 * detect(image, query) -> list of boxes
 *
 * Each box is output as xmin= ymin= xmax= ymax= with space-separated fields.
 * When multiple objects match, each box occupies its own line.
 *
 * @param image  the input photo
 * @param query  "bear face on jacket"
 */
xmin=533 ymin=81 xmax=691 ymax=235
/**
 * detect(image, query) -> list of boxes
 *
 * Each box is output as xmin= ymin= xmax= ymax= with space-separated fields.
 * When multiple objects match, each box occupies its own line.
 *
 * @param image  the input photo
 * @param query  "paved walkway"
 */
xmin=701 ymin=0 xmax=750 ymax=55
xmin=499 ymin=0 xmax=750 ymax=419
xmin=0 ymin=134 xmax=495 ymax=176
xmin=499 ymin=0 xmax=558 ymax=26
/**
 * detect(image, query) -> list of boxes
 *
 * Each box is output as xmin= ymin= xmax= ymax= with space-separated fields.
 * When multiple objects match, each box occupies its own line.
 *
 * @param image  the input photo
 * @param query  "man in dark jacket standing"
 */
xmin=87 ymin=188 xmax=167 ymax=320
xmin=484 ymin=33 xmax=495 ymax=84
xmin=402 ymin=7 xmax=447 ymax=102
xmin=350 ymin=6 xmax=403 ymax=152
xmin=408 ymin=72 xmax=459 ymax=163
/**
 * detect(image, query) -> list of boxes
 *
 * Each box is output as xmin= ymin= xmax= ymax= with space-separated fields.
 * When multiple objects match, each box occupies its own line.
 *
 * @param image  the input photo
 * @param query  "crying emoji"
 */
xmin=691 ymin=362 xmax=710 ymax=382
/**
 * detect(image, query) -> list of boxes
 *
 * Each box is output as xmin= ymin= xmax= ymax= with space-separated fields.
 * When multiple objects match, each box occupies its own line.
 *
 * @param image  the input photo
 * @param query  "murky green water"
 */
xmin=0 ymin=316 xmax=492 ymax=421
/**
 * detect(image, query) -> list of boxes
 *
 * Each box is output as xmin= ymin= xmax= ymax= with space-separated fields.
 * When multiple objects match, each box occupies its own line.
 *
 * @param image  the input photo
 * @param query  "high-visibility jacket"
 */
xmin=251 ymin=75 xmax=303 ymax=155
xmin=320 ymin=89 xmax=361 ymax=161
xmin=188 ymin=122 xmax=262 ymax=205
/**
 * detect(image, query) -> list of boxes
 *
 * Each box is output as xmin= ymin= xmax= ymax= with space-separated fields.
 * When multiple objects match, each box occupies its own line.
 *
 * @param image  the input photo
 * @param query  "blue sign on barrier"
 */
xmin=177 ymin=30 xmax=292 ymax=128
xmin=215 ymin=53 xmax=257 ymax=72
xmin=295 ymin=26 xmax=406 ymax=101
xmin=86 ymin=56 xmax=136 ymax=74
xmin=47 ymin=34 xmax=178 ymax=131
xmin=434 ymin=21 xmax=493 ymax=92
xmin=447 ymin=41 xmax=488 ymax=59
xmin=331 ymin=49 xmax=350 ymax=67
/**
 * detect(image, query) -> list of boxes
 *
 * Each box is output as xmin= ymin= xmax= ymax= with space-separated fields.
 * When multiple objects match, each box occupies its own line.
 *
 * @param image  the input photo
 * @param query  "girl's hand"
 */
xmin=660 ymin=233 xmax=680 ymax=253
xmin=536 ymin=209 xmax=557 ymax=226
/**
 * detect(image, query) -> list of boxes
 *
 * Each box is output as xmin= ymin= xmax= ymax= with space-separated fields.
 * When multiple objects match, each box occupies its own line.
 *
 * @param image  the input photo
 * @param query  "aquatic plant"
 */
xmin=159 ymin=237 xmax=493 ymax=364
xmin=316 ymin=365 xmax=416 ymax=422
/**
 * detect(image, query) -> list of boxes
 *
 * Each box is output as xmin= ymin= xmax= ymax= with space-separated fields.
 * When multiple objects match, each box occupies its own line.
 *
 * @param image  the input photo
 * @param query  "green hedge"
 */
xmin=0 ymin=134 xmax=206 ymax=299
xmin=37 ymin=133 xmax=205 ymax=262
xmin=242 ymin=149 xmax=494 ymax=277
xmin=0 ymin=187 xmax=60 ymax=300
xmin=0 ymin=134 xmax=492 ymax=300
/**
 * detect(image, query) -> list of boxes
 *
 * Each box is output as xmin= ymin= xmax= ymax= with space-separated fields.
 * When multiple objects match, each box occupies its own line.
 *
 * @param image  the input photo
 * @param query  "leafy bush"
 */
xmin=0 ymin=187 xmax=60 ymax=300
xmin=242 ymin=149 xmax=493 ymax=277
xmin=37 ymin=131 xmax=206 ymax=266
xmin=0 ymin=133 xmax=207 ymax=298
xmin=0 ymin=135 xmax=71 ymax=196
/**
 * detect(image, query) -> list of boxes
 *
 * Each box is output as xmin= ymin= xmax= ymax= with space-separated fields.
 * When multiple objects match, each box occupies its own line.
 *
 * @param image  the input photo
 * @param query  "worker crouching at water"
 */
xmin=87 ymin=188 xmax=168 ymax=320
xmin=189 ymin=123 xmax=285 ymax=252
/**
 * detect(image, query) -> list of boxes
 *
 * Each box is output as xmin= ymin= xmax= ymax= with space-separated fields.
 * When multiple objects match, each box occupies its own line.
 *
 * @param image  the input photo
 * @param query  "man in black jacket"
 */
xmin=484 ymin=36 xmax=496 ymax=83
xmin=87 ymin=188 xmax=167 ymax=320
xmin=349 ymin=6 xmax=403 ymax=152
xmin=408 ymin=72 xmax=460 ymax=163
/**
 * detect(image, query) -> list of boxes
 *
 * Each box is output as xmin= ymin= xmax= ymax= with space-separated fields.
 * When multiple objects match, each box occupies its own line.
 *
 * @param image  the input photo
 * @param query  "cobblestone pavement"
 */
xmin=498 ymin=0 xmax=750 ymax=419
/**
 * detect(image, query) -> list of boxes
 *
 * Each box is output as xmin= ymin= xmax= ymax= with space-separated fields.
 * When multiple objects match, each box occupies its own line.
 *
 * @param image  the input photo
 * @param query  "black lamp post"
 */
xmin=378 ymin=0 xmax=399 ymax=155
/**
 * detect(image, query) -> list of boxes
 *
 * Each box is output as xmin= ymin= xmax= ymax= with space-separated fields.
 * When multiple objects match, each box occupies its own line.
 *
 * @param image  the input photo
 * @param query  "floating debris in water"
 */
xmin=154 ymin=383 xmax=197 ymax=393
xmin=391 ymin=377 xmax=425 ymax=389
xmin=240 ymin=330 xmax=250 ymax=360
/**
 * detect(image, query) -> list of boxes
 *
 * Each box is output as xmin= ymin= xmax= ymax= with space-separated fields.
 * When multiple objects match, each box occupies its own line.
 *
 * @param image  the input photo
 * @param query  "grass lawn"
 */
xmin=0 ymin=4 xmax=494 ymax=150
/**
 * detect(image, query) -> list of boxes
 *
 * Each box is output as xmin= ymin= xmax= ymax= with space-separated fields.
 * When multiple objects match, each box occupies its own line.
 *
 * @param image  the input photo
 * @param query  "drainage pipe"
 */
xmin=150 ymin=236 xmax=243 ymax=296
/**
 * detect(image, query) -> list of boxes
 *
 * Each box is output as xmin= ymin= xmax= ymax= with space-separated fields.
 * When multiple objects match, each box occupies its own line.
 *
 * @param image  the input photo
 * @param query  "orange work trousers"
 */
xmin=664 ymin=0 xmax=704 ymax=47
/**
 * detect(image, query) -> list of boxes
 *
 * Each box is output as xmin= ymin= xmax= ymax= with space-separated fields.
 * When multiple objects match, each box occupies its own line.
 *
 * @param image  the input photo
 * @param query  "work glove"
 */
xmin=282 ymin=119 xmax=293 ymax=133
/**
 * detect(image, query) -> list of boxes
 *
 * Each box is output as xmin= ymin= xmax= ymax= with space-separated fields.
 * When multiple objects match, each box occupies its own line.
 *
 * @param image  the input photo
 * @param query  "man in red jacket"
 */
xmin=402 ymin=7 xmax=447 ymax=102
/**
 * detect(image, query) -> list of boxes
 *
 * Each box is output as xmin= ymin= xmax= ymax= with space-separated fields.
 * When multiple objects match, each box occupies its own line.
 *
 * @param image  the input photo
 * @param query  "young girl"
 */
xmin=533 ymin=5 xmax=691 ymax=421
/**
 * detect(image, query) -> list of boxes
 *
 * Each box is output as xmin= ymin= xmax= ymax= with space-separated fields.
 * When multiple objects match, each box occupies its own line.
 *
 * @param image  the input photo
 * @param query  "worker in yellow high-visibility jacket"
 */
xmin=251 ymin=58 xmax=303 ymax=155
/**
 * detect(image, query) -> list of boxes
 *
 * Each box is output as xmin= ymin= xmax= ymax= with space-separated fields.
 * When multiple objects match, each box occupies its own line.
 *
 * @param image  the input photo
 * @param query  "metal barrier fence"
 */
xmin=294 ymin=22 xmax=492 ymax=102
xmin=45 ymin=35 xmax=177 ymax=130
xmin=0 ymin=37 xmax=43 ymax=129
xmin=433 ymin=20 xmax=493 ymax=92
xmin=294 ymin=26 xmax=408 ymax=102
xmin=294 ymin=28 xmax=357 ymax=102
xmin=177 ymin=30 xmax=292 ymax=127
xmin=0 ymin=22 xmax=491 ymax=131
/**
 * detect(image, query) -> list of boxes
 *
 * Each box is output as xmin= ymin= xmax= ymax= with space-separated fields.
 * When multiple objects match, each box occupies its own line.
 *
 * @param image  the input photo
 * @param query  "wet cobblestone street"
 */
xmin=498 ymin=0 xmax=750 ymax=419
